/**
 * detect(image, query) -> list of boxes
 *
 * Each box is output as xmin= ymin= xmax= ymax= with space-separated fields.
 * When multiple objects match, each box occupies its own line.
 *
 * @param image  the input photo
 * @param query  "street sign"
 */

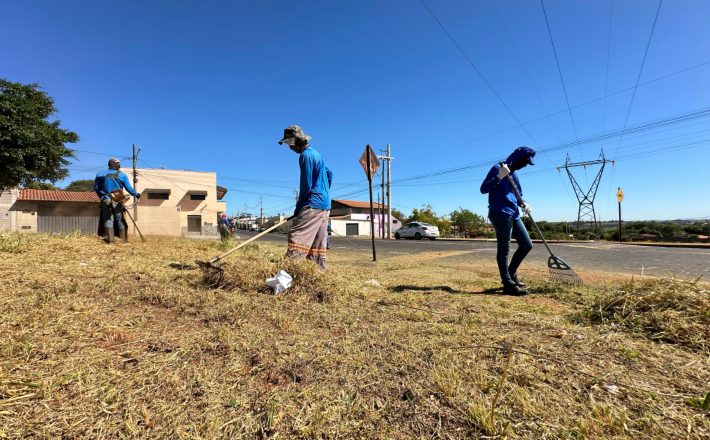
xmin=359 ymin=145 xmax=380 ymax=180
xmin=616 ymin=187 xmax=624 ymax=203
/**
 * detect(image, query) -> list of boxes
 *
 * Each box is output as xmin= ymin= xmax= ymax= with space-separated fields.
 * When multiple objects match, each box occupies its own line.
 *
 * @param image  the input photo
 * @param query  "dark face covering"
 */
xmin=510 ymin=157 xmax=529 ymax=172
xmin=289 ymin=138 xmax=309 ymax=154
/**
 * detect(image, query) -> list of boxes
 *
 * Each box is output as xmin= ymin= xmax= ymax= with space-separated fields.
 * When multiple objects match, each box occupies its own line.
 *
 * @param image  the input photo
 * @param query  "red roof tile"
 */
xmin=19 ymin=189 xmax=100 ymax=203
xmin=333 ymin=199 xmax=387 ymax=209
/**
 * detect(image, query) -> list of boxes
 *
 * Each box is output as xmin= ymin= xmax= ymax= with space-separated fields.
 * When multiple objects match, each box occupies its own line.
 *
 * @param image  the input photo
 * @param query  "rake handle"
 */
xmin=501 ymin=168 xmax=555 ymax=259
xmin=209 ymin=216 xmax=294 ymax=264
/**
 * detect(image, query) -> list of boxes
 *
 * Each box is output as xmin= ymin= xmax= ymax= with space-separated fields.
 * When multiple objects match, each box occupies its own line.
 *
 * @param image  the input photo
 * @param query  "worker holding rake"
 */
xmin=480 ymin=147 xmax=536 ymax=296
xmin=279 ymin=125 xmax=333 ymax=270
xmin=94 ymin=158 xmax=140 ymax=243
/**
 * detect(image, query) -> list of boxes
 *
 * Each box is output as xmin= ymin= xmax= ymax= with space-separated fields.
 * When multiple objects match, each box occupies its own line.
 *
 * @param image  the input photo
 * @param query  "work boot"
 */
xmin=503 ymin=283 xmax=528 ymax=296
xmin=118 ymin=229 xmax=127 ymax=242
xmin=105 ymin=229 xmax=115 ymax=244
xmin=511 ymin=274 xmax=526 ymax=287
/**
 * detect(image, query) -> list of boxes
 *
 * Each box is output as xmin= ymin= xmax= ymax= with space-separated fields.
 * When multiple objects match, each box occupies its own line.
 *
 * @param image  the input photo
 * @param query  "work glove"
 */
xmin=101 ymin=195 xmax=111 ymax=205
xmin=135 ymin=192 xmax=141 ymax=200
xmin=520 ymin=202 xmax=532 ymax=216
xmin=497 ymin=163 xmax=511 ymax=180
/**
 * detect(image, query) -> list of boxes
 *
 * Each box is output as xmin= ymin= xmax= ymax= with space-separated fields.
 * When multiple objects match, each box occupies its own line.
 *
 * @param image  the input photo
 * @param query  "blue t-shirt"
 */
xmin=296 ymin=147 xmax=333 ymax=215
xmin=94 ymin=169 xmax=137 ymax=198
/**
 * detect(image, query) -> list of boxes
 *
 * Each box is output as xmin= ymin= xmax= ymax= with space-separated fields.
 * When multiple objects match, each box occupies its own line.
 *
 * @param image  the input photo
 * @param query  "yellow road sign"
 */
xmin=616 ymin=187 xmax=624 ymax=203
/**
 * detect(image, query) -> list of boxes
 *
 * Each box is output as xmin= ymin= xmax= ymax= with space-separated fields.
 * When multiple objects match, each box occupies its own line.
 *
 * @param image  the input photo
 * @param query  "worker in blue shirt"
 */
xmin=480 ymin=146 xmax=535 ymax=295
xmin=279 ymin=125 xmax=333 ymax=270
xmin=94 ymin=158 xmax=140 ymax=243
xmin=218 ymin=213 xmax=232 ymax=241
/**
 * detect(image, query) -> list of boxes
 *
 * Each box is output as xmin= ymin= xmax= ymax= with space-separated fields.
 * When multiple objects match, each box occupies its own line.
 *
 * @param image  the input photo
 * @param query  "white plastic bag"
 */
xmin=266 ymin=270 xmax=293 ymax=294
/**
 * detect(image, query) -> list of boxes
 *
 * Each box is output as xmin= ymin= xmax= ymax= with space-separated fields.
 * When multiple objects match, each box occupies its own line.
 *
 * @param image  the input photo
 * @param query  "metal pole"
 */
xmin=386 ymin=143 xmax=392 ymax=239
xmin=366 ymin=145 xmax=377 ymax=261
xmin=618 ymin=201 xmax=622 ymax=243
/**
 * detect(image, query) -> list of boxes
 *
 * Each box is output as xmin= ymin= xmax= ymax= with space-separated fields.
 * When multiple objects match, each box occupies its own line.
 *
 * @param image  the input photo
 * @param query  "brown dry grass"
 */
xmin=0 ymin=232 xmax=708 ymax=439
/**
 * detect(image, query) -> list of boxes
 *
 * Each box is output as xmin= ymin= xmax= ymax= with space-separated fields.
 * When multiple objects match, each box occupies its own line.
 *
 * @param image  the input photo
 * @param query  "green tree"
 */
xmin=391 ymin=208 xmax=408 ymax=224
xmin=450 ymin=207 xmax=487 ymax=237
xmin=64 ymin=179 xmax=94 ymax=192
xmin=0 ymin=79 xmax=78 ymax=191
xmin=24 ymin=180 xmax=60 ymax=190
xmin=409 ymin=205 xmax=451 ymax=236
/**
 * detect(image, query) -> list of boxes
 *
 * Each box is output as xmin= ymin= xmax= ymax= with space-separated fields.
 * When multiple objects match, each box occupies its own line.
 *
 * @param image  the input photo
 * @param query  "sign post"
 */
xmin=616 ymin=187 xmax=624 ymax=243
xmin=359 ymin=144 xmax=380 ymax=261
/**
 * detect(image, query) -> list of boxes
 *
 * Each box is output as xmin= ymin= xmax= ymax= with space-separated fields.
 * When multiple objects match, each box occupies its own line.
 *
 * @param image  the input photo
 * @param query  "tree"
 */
xmin=24 ymin=180 xmax=60 ymax=190
xmin=391 ymin=208 xmax=407 ymax=223
xmin=409 ymin=205 xmax=451 ymax=236
xmin=0 ymin=79 xmax=78 ymax=191
xmin=450 ymin=208 xmax=487 ymax=237
xmin=64 ymin=179 xmax=94 ymax=192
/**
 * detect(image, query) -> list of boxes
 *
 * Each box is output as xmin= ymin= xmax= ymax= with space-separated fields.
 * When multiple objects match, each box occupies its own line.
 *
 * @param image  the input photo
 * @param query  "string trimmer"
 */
xmin=196 ymin=216 xmax=294 ymax=274
xmin=504 ymin=172 xmax=583 ymax=285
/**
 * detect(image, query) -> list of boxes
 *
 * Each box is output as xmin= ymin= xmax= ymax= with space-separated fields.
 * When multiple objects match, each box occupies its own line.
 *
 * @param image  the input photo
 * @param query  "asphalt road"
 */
xmin=233 ymin=230 xmax=710 ymax=280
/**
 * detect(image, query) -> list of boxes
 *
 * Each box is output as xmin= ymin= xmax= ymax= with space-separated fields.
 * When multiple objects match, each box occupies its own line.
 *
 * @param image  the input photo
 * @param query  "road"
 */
xmin=233 ymin=230 xmax=710 ymax=280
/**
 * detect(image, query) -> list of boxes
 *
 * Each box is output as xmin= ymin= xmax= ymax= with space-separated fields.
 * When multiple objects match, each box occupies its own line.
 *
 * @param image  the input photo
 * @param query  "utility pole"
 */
xmin=380 ymin=164 xmax=385 ymax=239
xmin=132 ymin=144 xmax=141 ymax=223
xmin=376 ymin=145 xmax=394 ymax=239
xmin=260 ymin=195 xmax=264 ymax=227
xmin=386 ymin=144 xmax=393 ymax=239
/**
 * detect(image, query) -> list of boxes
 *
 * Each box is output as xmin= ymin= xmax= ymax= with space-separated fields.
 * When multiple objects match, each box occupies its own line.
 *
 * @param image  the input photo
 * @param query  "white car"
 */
xmin=394 ymin=222 xmax=439 ymax=240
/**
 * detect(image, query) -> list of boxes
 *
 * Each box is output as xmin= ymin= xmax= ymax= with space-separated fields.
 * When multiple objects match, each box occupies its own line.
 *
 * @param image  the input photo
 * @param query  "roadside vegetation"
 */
xmin=1 ymin=233 xmax=708 ymax=438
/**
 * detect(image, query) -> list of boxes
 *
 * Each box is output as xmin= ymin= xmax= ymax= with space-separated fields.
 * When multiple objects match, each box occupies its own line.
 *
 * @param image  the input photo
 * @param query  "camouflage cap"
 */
xmin=278 ymin=125 xmax=311 ymax=147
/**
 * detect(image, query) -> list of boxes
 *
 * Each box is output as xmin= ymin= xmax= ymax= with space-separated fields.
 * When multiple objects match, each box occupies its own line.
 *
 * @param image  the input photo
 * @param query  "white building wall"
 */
xmin=0 ymin=189 xmax=18 ymax=232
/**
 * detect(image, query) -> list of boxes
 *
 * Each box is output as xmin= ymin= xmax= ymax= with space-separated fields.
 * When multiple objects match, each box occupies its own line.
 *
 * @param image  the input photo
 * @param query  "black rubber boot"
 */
xmin=511 ymin=274 xmax=526 ymax=287
xmin=503 ymin=283 xmax=528 ymax=296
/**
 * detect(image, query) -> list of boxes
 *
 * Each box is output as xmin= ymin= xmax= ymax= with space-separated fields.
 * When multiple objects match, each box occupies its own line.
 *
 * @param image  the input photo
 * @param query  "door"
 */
xmin=187 ymin=215 xmax=202 ymax=233
xmin=345 ymin=223 xmax=359 ymax=236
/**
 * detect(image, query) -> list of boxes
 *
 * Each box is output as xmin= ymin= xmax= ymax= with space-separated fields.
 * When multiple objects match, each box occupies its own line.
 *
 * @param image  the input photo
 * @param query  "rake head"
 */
xmin=196 ymin=260 xmax=225 ymax=287
xmin=547 ymin=255 xmax=583 ymax=285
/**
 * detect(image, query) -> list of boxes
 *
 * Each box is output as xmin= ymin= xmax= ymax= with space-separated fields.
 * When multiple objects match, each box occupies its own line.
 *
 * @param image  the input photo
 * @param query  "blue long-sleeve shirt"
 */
xmin=480 ymin=147 xmax=534 ymax=219
xmin=94 ymin=169 xmax=137 ymax=198
xmin=480 ymin=165 xmax=523 ymax=219
xmin=295 ymin=147 xmax=332 ymax=215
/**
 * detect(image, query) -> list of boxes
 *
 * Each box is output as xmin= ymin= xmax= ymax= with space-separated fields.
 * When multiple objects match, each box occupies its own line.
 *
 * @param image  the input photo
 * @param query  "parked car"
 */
xmin=394 ymin=222 xmax=439 ymax=240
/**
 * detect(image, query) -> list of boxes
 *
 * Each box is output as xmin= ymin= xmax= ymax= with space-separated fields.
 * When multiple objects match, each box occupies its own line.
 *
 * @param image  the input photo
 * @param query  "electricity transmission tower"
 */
xmin=558 ymin=150 xmax=614 ymax=231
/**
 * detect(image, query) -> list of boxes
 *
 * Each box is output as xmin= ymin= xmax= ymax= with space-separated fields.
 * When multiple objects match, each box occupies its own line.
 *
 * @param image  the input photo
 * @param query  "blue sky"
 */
xmin=2 ymin=0 xmax=709 ymax=221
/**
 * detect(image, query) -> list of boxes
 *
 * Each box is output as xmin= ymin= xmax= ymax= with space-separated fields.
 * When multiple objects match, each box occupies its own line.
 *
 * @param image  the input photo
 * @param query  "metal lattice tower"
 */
xmin=558 ymin=150 xmax=615 ymax=231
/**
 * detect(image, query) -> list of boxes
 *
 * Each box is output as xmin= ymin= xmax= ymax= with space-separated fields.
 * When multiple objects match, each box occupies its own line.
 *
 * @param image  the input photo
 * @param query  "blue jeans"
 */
xmin=101 ymin=202 xmax=125 ymax=231
xmin=489 ymin=210 xmax=533 ymax=285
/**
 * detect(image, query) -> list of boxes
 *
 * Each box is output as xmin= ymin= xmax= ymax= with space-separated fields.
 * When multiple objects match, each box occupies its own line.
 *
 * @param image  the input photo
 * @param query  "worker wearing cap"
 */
xmin=279 ymin=125 xmax=333 ymax=270
xmin=218 ymin=213 xmax=232 ymax=241
xmin=480 ymin=146 xmax=536 ymax=295
xmin=94 ymin=158 xmax=140 ymax=243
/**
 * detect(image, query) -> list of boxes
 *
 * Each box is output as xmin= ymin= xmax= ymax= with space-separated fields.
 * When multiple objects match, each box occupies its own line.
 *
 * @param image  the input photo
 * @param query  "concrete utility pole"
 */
xmin=385 ymin=144 xmax=393 ymax=239
xmin=380 ymin=163 xmax=385 ymax=239
xmin=260 ymin=195 xmax=263 ymax=226
xmin=377 ymin=145 xmax=395 ymax=239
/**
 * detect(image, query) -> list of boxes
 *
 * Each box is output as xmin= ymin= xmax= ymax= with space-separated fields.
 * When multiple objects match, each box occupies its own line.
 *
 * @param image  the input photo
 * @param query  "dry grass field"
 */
xmin=0 ymin=233 xmax=708 ymax=439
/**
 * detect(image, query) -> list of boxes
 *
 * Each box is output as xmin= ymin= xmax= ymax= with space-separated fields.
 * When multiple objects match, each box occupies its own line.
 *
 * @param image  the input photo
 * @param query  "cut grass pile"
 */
xmin=0 ymin=233 xmax=708 ymax=439
xmin=571 ymin=279 xmax=709 ymax=352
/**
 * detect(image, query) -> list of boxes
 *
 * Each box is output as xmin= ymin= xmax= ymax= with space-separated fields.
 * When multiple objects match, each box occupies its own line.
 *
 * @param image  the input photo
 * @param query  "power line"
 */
xmin=540 ymin=0 xmax=578 ymax=141
xmin=418 ymin=0 xmax=539 ymax=145
xmin=613 ymin=0 xmax=664 ymax=159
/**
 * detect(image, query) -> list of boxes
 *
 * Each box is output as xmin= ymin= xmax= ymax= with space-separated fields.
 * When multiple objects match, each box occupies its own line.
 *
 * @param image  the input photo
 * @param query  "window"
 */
xmin=147 ymin=192 xmax=170 ymax=200
xmin=190 ymin=194 xmax=206 ymax=201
